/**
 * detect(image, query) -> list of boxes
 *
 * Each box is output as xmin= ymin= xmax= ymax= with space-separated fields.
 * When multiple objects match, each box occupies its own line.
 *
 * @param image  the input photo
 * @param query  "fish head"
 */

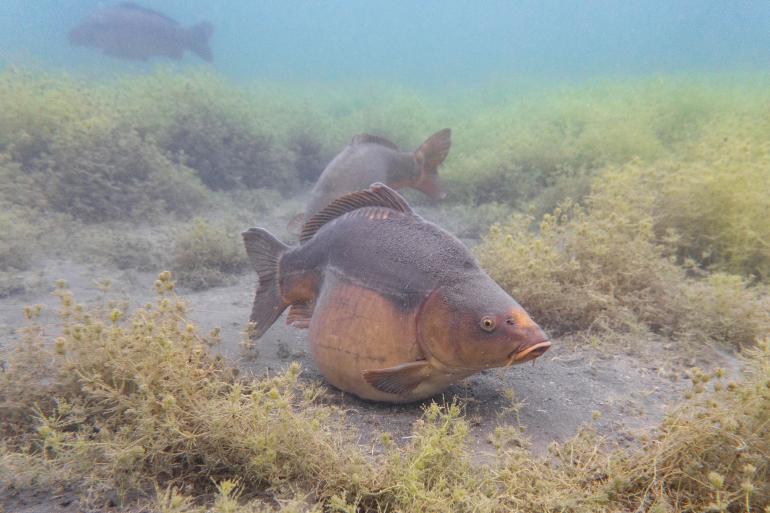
xmin=417 ymin=277 xmax=549 ymax=372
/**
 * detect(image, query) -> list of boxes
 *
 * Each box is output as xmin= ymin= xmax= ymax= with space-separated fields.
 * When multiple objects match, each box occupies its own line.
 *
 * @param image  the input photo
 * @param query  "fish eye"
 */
xmin=479 ymin=316 xmax=496 ymax=332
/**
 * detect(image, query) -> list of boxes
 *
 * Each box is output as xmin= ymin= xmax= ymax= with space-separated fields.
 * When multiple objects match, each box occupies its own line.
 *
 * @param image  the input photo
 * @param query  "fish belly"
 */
xmin=309 ymin=274 xmax=429 ymax=402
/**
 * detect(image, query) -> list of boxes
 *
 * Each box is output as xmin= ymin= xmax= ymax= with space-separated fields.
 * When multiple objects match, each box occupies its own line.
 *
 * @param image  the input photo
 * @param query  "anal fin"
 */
xmin=286 ymin=303 xmax=313 ymax=329
xmin=362 ymin=361 xmax=432 ymax=395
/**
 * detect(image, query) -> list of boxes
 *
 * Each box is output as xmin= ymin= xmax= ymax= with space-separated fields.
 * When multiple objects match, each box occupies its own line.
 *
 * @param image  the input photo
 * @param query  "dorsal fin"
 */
xmin=300 ymin=183 xmax=413 ymax=243
xmin=350 ymin=133 xmax=399 ymax=151
xmin=118 ymin=2 xmax=178 ymax=24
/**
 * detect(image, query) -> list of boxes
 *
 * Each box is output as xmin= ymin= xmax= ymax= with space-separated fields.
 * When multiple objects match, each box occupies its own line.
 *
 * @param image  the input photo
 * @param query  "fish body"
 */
xmin=302 ymin=129 xmax=451 ymax=221
xmin=68 ymin=2 xmax=213 ymax=62
xmin=244 ymin=184 xmax=549 ymax=403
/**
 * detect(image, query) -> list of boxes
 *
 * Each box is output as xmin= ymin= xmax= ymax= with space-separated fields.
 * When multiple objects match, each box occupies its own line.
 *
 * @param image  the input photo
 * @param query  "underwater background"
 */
xmin=3 ymin=0 xmax=770 ymax=83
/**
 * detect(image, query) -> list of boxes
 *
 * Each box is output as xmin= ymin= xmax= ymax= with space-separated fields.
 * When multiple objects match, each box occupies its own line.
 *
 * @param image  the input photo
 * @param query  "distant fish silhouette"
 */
xmin=68 ymin=2 xmax=213 ymax=62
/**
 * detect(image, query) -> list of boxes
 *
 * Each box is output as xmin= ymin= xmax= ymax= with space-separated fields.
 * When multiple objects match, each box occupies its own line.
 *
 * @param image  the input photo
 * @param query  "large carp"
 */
xmin=245 ymin=183 xmax=549 ymax=402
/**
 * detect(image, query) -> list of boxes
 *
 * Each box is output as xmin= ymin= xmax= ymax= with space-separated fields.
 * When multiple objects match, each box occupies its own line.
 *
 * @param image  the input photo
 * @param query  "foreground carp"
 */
xmin=244 ymin=184 xmax=549 ymax=402
xmin=290 ymin=129 xmax=451 ymax=231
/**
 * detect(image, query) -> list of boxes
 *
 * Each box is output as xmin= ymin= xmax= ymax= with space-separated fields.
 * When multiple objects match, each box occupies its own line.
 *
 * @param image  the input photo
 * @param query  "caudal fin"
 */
xmin=188 ymin=21 xmax=214 ymax=62
xmin=414 ymin=128 xmax=451 ymax=200
xmin=242 ymin=228 xmax=289 ymax=339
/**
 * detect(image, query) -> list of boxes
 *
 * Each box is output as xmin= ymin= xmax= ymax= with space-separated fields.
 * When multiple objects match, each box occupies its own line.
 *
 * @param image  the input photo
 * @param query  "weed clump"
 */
xmin=0 ymin=70 xmax=100 ymax=169
xmin=443 ymin=78 xmax=722 ymax=204
xmin=681 ymin=273 xmax=770 ymax=348
xmin=79 ymin=227 xmax=164 ymax=271
xmin=38 ymin=122 xmax=207 ymax=222
xmin=289 ymin=130 xmax=328 ymax=184
xmin=113 ymin=70 xmax=305 ymax=194
xmin=170 ymin=219 xmax=249 ymax=290
xmin=0 ymin=203 xmax=42 ymax=296
xmin=353 ymin=402 xmax=497 ymax=512
xmin=652 ymin=135 xmax=770 ymax=280
xmin=0 ymin=273 xmax=363 ymax=506
xmin=615 ymin=343 xmax=770 ymax=511
xmin=162 ymin=108 xmax=294 ymax=192
xmin=476 ymin=165 xmax=770 ymax=346
xmin=0 ymin=205 xmax=36 ymax=273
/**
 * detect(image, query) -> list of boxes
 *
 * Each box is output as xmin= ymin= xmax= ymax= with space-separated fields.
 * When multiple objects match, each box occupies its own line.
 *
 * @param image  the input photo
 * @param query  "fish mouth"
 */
xmin=507 ymin=340 xmax=551 ymax=366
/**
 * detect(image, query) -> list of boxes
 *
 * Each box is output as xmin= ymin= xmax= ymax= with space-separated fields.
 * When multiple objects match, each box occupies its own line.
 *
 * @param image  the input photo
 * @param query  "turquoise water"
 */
xmin=1 ymin=1 xmax=769 ymax=85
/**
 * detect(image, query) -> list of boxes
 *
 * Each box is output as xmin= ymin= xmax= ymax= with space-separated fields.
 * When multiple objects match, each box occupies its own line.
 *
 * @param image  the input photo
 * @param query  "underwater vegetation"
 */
xmin=476 ymin=163 xmax=770 ymax=347
xmin=0 ymin=66 xmax=769 ymax=510
xmin=170 ymin=218 xmax=249 ymax=290
xmin=1 ymin=69 xmax=768 ymax=277
xmin=0 ymin=275 xmax=768 ymax=512
xmin=0 ymin=204 xmax=41 ymax=297
xmin=42 ymin=121 xmax=208 ymax=222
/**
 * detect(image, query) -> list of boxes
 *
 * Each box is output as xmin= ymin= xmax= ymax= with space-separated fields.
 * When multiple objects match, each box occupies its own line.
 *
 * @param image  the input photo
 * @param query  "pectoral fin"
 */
xmin=286 ymin=303 xmax=313 ymax=329
xmin=362 ymin=360 xmax=432 ymax=395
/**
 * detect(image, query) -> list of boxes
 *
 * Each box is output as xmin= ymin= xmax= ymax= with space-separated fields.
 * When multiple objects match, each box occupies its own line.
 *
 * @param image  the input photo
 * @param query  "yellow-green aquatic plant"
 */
xmin=170 ymin=218 xmax=250 ymax=290
xmin=0 ymin=201 xmax=43 ymax=296
xmin=614 ymin=344 xmax=770 ymax=511
xmin=476 ymin=164 xmax=770 ymax=346
xmin=443 ymin=76 xmax=741 ymax=204
xmin=0 ymin=273 xmax=364 ymax=505
xmin=1 ymin=274 xmax=770 ymax=512
xmin=39 ymin=121 xmax=208 ymax=222
xmin=653 ymin=134 xmax=770 ymax=281
xmin=0 ymin=70 xmax=102 ymax=169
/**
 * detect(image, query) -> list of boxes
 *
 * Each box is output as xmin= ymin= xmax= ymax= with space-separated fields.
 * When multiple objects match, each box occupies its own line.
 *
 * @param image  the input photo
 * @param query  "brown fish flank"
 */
xmin=245 ymin=184 xmax=549 ymax=402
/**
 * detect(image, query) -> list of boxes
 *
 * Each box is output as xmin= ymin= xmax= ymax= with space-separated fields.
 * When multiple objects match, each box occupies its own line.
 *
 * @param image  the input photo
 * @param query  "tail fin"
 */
xmin=188 ymin=21 xmax=214 ymax=62
xmin=242 ymin=228 xmax=289 ymax=339
xmin=414 ymin=128 xmax=451 ymax=200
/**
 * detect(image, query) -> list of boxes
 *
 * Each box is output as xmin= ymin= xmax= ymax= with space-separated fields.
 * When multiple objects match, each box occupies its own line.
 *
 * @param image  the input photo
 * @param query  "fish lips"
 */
xmin=506 ymin=340 xmax=551 ymax=366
